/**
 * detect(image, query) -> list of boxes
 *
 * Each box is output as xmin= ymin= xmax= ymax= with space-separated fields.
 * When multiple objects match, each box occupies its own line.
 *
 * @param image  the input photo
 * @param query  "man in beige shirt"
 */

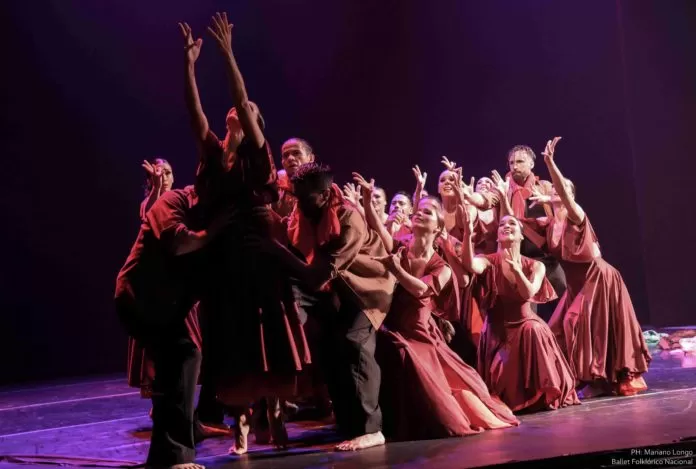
xmin=251 ymin=163 xmax=396 ymax=451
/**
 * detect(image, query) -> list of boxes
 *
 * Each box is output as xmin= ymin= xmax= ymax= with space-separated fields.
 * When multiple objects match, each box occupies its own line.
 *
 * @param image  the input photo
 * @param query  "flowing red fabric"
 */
xmin=287 ymin=183 xmax=344 ymax=264
xmin=505 ymin=172 xmax=547 ymax=248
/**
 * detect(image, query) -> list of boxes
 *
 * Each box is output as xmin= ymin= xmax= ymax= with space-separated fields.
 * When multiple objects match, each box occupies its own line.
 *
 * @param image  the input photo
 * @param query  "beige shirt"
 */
xmin=319 ymin=204 xmax=397 ymax=329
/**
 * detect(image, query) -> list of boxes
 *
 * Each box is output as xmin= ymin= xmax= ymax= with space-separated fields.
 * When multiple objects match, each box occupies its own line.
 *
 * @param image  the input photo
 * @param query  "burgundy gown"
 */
xmin=127 ymin=198 xmax=203 ymax=396
xmin=378 ymin=244 xmax=520 ymax=441
xmin=475 ymin=252 xmax=580 ymax=413
xmin=543 ymin=215 xmax=651 ymax=395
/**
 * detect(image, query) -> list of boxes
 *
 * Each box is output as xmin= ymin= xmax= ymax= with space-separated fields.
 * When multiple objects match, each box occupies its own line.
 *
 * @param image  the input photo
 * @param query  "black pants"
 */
xmin=148 ymin=327 xmax=201 ymax=466
xmin=294 ymin=287 xmax=382 ymax=438
xmin=116 ymin=296 xmax=201 ymax=466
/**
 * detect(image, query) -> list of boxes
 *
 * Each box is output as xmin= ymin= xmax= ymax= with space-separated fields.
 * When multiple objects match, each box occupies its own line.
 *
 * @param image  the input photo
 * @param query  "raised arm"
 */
xmin=353 ymin=172 xmax=394 ymax=253
xmin=412 ymin=165 xmax=427 ymax=206
xmin=490 ymin=170 xmax=513 ymax=218
xmin=542 ymin=137 xmax=585 ymax=225
xmin=140 ymin=161 xmax=163 ymax=221
xmin=208 ymin=13 xmax=265 ymax=149
xmin=455 ymin=203 xmax=490 ymax=275
xmin=178 ymin=23 xmax=210 ymax=145
xmin=504 ymin=251 xmax=546 ymax=300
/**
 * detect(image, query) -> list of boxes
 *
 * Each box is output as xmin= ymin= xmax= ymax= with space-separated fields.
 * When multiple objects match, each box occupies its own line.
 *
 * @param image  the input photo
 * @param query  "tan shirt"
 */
xmin=318 ymin=204 xmax=397 ymax=329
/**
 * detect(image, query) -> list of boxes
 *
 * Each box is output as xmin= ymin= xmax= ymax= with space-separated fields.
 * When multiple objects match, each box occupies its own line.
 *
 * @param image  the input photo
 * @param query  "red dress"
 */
xmin=126 ymin=197 xmax=203 ymax=395
xmin=377 ymin=246 xmax=520 ymax=441
xmin=544 ymin=216 xmax=651 ymax=394
xmin=475 ymin=253 xmax=580 ymax=412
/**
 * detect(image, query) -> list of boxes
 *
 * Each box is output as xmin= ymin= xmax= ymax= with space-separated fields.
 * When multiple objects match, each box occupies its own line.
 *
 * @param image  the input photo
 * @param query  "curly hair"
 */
xmin=290 ymin=162 xmax=333 ymax=192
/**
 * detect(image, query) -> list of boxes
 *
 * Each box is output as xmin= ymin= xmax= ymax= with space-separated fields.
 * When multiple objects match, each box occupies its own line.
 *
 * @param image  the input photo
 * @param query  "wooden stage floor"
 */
xmin=1 ymin=328 xmax=695 ymax=469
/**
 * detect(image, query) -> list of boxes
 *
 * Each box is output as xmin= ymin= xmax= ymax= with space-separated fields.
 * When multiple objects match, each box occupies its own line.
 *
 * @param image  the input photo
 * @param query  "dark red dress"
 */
xmin=377 ymin=245 xmax=519 ymax=441
xmin=196 ymin=132 xmax=311 ymax=405
xmin=475 ymin=253 xmax=580 ymax=412
xmin=543 ymin=216 xmax=651 ymax=394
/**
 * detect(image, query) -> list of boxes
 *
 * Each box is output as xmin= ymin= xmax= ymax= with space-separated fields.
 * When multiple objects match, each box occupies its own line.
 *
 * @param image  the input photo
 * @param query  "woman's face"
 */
xmin=412 ymin=198 xmax=442 ymax=234
xmin=438 ymin=170 xmax=457 ymax=198
xmin=476 ymin=178 xmax=493 ymax=194
xmin=158 ymin=162 xmax=174 ymax=191
xmin=497 ymin=215 xmax=523 ymax=243
xmin=372 ymin=188 xmax=387 ymax=213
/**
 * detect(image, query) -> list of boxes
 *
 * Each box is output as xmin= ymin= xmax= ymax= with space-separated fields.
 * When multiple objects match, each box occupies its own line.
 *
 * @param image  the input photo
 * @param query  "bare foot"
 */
xmin=229 ymin=414 xmax=250 ymax=456
xmin=335 ymin=431 xmax=385 ymax=451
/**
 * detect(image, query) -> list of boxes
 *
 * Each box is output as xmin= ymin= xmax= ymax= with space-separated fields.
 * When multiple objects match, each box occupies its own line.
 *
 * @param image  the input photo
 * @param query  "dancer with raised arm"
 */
xmin=459 ymin=147 xmax=567 ymax=320
xmin=180 ymin=14 xmax=310 ymax=453
xmin=525 ymin=137 xmax=650 ymax=397
xmin=352 ymin=173 xmax=519 ymax=441
xmin=128 ymin=159 xmax=203 ymax=423
xmin=115 ymin=181 xmax=233 ymax=469
xmin=457 ymin=204 xmax=580 ymax=413
xmin=246 ymin=163 xmax=396 ymax=451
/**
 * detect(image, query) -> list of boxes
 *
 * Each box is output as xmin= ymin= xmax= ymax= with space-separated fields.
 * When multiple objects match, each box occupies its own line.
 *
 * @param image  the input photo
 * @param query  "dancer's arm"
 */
xmin=208 ymin=12 xmax=265 ymax=149
xmin=140 ymin=161 xmax=163 ymax=222
xmin=375 ymin=249 xmax=452 ymax=298
xmin=542 ymin=137 xmax=585 ymax=225
xmin=456 ymin=204 xmax=490 ymax=274
xmin=412 ymin=165 xmax=427 ymax=206
xmin=353 ymin=172 xmax=393 ymax=252
xmin=147 ymin=191 xmax=231 ymax=256
xmin=179 ymin=23 xmax=210 ymax=145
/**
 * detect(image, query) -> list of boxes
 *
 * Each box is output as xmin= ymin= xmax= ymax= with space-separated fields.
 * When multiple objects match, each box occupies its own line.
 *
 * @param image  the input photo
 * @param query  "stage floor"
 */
xmin=1 ymin=330 xmax=695 ymax=469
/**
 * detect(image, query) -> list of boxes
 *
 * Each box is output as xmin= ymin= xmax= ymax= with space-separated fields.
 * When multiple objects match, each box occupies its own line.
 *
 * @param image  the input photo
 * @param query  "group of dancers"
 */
xmin=115 ymin=12 xmax=652 ymax=469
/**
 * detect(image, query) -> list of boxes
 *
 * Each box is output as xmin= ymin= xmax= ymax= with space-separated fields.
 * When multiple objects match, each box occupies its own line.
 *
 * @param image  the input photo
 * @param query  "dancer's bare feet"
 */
xmin=335 ymin=431 xmax=385 ymax=451
xmin=229 ymin=414 xmax=250 ymax=455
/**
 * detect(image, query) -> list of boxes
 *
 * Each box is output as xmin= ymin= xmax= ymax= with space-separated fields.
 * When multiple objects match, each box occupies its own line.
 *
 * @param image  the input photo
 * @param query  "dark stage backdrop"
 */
xmin=2 ymin=0 xmax=694 ymax=385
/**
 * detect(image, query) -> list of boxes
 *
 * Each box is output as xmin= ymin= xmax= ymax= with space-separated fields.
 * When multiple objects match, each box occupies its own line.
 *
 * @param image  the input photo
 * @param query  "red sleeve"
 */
xmin=145 ymin=190 xmax=191 ymax=250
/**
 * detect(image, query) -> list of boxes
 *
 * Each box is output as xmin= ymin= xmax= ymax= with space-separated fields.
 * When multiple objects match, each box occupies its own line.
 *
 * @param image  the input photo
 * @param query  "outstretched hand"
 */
xmin=490 ymin=170 xmax=509 ymax=197
xmin=352 ymin=172 xmax=375 ymax=198
xmin=142 ymin=160 xmax=163 ymax=190
xmin=528 ymin=185 xmax=552 ymax=209
xmin=207 ymin=12 xmax=233 ymax=55
xmin=342 ymin=182 xmax=361 ymax=205
xmin=441 ymin=156 xmax=457 ymax=172
xmin=178 ymin=22 xmax=202 ymax=64
xmin=371 ymin=247 xmax=405 ymax=273
xmin=542 ymin=136 xmax=562 ymax=164
xmin=412 ymin=165 xmax=427 ymax=187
